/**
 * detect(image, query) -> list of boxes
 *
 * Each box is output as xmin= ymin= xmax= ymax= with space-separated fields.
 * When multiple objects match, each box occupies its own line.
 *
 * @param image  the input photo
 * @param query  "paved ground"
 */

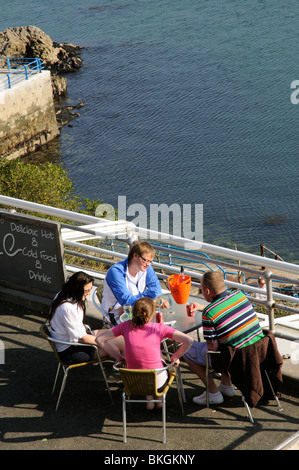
xmin=0 ymin=299 xmax=299 ymax=454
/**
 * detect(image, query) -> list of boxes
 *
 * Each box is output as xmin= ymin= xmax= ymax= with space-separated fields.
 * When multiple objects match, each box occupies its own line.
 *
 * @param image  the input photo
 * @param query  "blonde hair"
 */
xmin=128 ymin=241 xmax=156 ymax=263
xmin=131 ymin=297 xmax=155 ymax=327
xmin=202 ymin=271 xmax=225 ymax=293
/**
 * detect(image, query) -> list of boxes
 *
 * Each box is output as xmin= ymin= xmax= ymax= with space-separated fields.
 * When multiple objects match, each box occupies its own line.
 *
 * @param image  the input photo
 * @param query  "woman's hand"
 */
xmin=170 ymin=356 xmax=180 ymax=367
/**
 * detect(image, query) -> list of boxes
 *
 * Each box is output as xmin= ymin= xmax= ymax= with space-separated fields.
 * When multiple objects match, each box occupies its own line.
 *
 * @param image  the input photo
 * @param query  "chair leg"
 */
xmin=122 ymin=392 xmax=127 ymax=443
xmin=175 ymin=370 xmax=185 ymax=415
xmin=55 ymin=368 xmax=69 ymax=411
xmin=241 ymin=370 xmax=283 ymax=424
xmin=52 ymin=363 xmax=61 ymax=395
xmin=162 ymin=394 xmax=166 ymax=444
xmin=205 ymin=351 xmax=221 ymax=408
xmin=97 ymin=360 xmax=114 ymax=405
xmin=242 ymin=396 xmax=254 ymax=424
xmin=171 ymin=340 xmax=186 ymax=403
xmin=205 ymin=354 xmax=210 ymax=408
xmin=264 ymin=370 xmax=283 ymax=411
xmin=176 ymin=365 xmax=186 ymax=404
xmin=206 ymin=355 xmax=254 ymax=423
xmin=161 ymin=339 xmax=171 ymax=362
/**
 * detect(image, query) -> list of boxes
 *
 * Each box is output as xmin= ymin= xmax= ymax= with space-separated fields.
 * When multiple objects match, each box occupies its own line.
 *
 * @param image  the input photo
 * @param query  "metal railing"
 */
xmin=0 ymin=57 xmax=44 ymax=92
xmin=0 ymin=195 xmax=298 ymax=339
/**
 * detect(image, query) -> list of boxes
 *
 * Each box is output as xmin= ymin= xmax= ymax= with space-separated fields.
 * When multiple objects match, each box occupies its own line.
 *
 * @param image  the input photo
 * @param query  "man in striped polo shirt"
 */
xmin=184 ymin=271 xmax=265 ymax=405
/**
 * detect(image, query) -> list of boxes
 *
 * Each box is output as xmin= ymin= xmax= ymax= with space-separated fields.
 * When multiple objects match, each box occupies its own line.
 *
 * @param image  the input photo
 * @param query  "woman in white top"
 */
xmin=49 ymin=271 xmax=124 ymax=364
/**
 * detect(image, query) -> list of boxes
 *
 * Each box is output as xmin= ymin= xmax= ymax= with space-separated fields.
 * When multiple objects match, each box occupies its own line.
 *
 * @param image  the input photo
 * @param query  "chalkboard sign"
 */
xmin=0 ymin=210 xmax=67 ymax=298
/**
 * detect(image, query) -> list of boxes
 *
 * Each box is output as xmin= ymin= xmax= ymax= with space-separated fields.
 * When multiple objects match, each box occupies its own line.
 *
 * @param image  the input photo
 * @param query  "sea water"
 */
xmin=1 ymin=0 xmax=298 ymax=261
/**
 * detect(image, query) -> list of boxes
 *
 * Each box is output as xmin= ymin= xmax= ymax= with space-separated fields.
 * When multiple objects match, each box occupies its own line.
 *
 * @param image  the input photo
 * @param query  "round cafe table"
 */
xmin=158 ymin=292 xmax=207 ymax=336
xmin=119 ymin=292 xmax=207 ymax=337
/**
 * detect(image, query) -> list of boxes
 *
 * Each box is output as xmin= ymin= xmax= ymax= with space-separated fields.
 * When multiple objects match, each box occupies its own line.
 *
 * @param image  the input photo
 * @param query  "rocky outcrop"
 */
xmin=55 ymin=101 xmax=85 ymax=129
xmin=0 ymin=25 xmax=83 ymax=98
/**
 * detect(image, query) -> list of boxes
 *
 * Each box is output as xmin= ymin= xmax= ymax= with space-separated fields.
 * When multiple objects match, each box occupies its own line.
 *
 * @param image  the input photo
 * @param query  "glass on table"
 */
xmin=120 ymin=304 xmax=132 ymax=322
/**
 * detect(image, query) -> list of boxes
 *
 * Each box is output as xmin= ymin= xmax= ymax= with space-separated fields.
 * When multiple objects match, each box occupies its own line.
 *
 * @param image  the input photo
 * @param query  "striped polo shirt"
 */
xmin=202 ymin=290 xmax=264 ymax=349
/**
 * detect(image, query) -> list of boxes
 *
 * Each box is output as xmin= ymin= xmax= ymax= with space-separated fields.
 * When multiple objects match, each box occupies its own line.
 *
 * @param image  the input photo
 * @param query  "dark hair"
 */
xmin=131 ymin=297 xmax=155 ymax=327
xmin=128 ymin=241 xmax=155 ymax=264
xmin=49 ymin=271 xmax=94 ymax=320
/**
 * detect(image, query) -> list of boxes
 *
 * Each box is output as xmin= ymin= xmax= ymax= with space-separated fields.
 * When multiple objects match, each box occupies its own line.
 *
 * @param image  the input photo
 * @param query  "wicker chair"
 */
xmin=40 ymin=323 xmax=113 ymax=410
xmin=115 ymin=363 xmax=182 ymax=444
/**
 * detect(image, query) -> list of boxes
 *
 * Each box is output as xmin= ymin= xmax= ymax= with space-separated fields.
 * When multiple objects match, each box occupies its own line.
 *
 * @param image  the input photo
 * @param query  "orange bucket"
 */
xmin=167 ymin=274 xmax=191 ymax=304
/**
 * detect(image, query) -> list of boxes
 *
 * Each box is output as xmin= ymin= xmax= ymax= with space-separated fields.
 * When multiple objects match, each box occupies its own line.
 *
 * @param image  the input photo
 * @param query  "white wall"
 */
xmin=0 ymin=70 xmax=59 ymax=158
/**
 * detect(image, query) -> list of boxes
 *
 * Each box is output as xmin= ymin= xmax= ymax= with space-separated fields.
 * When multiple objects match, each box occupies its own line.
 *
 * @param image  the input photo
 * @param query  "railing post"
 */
xmin=264 ymin=270 xmax=275 ymax=331
xmin=7 ymin=57 xmax=11 ymax=71
xmin=24 ymin=65 xmax=28 ymax=80
xmin=6 ymin=74 xmax=11 ymax=88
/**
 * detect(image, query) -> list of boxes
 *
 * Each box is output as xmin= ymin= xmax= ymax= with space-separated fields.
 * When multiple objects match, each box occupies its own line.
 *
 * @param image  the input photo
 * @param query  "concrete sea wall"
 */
xmin=0 ymin=70 xmax=59 ymax=159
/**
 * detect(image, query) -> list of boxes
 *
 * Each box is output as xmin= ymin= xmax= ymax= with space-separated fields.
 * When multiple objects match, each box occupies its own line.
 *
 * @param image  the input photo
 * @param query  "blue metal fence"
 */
xmin=0 ymin=57 xmax=44 ymax=92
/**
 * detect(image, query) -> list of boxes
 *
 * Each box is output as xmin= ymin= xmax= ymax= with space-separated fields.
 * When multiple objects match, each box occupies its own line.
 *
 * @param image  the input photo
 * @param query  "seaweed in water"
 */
xmin=264 ymin=214 xmax=288 ymax=225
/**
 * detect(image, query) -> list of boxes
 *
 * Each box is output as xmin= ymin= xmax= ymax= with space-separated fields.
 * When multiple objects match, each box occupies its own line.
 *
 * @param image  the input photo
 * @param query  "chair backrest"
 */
xmin=119 ymin=368 xmax=158 ymax=396
xmin=39 ymin=323 xmax=64 ymax=364
xmin=40 ymin=323 xmax=50 ymax=339
xmin=96 ymin=284 xmax=104 ymax=303
xmin=119 ymin=366 xmax=177 ymax=397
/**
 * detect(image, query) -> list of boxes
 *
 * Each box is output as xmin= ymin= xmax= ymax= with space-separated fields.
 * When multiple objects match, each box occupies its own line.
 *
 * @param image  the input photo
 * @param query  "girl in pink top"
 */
xmin=96 ymin=297 xmax=193 ymax=409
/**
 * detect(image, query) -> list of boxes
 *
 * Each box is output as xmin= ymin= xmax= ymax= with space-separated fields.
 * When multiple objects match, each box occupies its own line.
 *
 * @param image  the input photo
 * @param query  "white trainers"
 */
xmin=193 ymin=391 xmax=224 ymax=405
xmin=219 ymin=383 xmax=235 ymax=397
